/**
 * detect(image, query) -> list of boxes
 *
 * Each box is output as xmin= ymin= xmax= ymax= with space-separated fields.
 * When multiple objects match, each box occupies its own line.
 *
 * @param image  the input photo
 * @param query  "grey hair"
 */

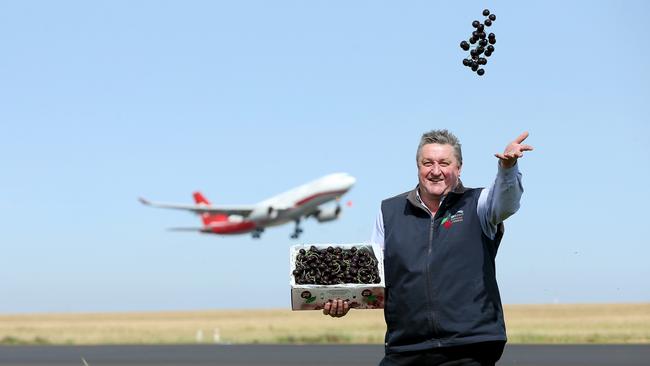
xmin=416 ymin=129 xmax=463 ymax=166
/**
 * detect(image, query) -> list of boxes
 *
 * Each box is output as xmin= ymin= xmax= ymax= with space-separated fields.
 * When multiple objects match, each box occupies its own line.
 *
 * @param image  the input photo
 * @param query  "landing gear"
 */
xmin=252 ymin=228 xmax=264 ymax=239
xmin=290 ymin=220 xmax=304 ymax=239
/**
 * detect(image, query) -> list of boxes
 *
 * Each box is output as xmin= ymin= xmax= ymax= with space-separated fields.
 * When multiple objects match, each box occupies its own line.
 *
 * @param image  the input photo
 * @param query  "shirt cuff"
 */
xmin=497 ymin=161 xmax=520 ymax=182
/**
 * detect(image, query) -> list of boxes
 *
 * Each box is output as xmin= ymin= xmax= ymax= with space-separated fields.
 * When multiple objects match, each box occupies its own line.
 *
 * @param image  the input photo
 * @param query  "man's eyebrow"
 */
xmin=422 ymin=158 xmax=450 ymax=162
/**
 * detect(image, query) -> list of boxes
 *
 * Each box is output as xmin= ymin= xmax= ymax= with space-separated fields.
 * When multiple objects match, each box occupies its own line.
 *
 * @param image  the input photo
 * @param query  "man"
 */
xmin=323 ymin=130 xmax=533 ymax=366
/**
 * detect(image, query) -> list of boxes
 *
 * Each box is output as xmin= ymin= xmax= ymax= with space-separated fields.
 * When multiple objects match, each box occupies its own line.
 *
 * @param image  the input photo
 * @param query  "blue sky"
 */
xmin=1 ymin=1 xmax=648 ymax=313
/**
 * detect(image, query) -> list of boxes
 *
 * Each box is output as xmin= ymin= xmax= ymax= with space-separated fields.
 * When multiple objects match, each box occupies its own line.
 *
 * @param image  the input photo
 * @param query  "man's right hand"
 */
xmin=322 ymin=299 xmax=350 ymax=318
xmin=495 ymin=131 xmax=534 ymax=169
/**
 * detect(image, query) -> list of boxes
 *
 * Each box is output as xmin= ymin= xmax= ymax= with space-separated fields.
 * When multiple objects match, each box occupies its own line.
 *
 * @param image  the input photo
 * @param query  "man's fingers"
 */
xmin=513 ymin=131 xmax=529 ymax=144
xmin=330 ymin=300 xmax=338 ymax=316
xmin=498 ymin=143 xmax=533 ymax=157
xmin=323 ymin=299 xmax=351 ymax=318
xmin=323 ymin=301 xmax=332 ymax=316
xmin=495 ymin=152 xmax=515 ymax=159
xmin=495 ymin=152 xmax=521 ymax=160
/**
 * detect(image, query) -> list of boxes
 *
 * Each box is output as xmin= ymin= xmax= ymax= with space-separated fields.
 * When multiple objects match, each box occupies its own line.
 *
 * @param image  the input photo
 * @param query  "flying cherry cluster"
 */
xmin=460 ymin=9 xmax=497 ymax=76
xmin=293 ymin=246 xmax=381 ymax=285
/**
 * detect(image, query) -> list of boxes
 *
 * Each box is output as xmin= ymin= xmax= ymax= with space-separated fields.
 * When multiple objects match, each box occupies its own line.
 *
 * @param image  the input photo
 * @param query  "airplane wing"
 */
xmin=138 ymin=197 xmax=255 ymax=216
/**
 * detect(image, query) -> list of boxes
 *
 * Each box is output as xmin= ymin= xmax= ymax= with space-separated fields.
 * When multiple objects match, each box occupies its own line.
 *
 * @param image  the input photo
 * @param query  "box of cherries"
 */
xmin=289 ymin=243 xmax=385 ymax=311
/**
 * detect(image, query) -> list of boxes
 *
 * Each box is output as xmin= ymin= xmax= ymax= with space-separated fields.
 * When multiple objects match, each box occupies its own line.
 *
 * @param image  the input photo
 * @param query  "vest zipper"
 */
xmin=426 ymin=214 xmax=441 ymax=345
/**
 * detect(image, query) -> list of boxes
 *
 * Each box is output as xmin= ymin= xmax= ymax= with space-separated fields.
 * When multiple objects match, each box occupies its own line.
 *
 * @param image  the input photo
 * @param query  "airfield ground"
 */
xmin=1 ymin=303 xmax=648 ymax=345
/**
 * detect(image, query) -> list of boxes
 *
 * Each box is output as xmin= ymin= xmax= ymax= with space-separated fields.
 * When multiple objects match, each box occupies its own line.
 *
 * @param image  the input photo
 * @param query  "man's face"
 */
xmin=417 ymin=143 xmax=462 ymax=200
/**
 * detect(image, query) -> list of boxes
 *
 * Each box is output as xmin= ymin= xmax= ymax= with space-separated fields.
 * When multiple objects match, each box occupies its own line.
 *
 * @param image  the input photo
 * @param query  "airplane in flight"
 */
xmin=139 ymin=172 xmax=356 ymax=239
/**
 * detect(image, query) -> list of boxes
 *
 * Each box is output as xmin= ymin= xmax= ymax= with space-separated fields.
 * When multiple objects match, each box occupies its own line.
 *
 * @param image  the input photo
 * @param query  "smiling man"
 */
xmin=324 ymin=129 xmax=533 ymax=366
xmin=416 ymin=141 xmax=462 ymax=210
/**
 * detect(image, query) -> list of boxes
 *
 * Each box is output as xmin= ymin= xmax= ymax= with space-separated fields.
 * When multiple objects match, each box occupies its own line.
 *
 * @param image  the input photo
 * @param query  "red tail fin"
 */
xmin=193 ymin=191 xmax=228 ymax=226
xmin=193 ymin=191 xmax=211 ymax=205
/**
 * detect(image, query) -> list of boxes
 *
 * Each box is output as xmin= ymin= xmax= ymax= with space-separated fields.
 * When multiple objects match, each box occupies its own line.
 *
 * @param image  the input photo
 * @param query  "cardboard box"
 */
xmin=289 ymin=243 xmax=385 ymax=311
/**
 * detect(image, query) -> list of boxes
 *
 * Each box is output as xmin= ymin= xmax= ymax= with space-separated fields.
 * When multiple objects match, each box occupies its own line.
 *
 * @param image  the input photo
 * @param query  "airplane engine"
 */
xmin=249 ymin=205 xmax=279 ymax=221
xmin=315 ymin=205 xmax=341 ymax=223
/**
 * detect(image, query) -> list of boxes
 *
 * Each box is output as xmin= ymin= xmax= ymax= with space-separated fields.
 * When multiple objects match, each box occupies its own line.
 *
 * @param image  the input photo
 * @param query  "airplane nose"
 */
xmin=346 ymin=175 xmax=357 ymax=186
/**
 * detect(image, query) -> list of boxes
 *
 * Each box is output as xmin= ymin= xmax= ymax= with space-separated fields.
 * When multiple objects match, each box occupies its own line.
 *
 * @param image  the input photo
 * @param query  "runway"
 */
xmin=1 ymin=344 xmax=649 ymax=366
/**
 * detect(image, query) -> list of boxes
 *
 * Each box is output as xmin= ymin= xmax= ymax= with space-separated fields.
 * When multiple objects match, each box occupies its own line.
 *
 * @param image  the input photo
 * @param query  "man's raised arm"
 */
xmin=478 ymin=131 xmax=534 ymax=237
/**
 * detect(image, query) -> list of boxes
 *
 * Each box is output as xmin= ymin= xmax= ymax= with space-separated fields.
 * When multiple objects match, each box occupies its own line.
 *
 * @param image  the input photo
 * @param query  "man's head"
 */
xmin=416 ymin=130 xmax=463 ymax=201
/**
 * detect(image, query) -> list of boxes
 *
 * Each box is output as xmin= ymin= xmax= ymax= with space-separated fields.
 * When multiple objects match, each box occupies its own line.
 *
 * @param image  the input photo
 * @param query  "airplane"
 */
xmin=139 ymin=172 xmax=356 ymax=239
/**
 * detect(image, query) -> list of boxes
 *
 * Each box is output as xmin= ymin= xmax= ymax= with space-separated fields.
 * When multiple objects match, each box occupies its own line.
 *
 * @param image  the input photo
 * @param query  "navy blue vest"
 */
xmin=381 ymin=185 xmax=506 ymax=353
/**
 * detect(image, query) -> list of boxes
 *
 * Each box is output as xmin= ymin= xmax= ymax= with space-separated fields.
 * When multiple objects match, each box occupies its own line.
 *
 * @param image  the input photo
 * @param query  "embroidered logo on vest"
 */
xmin=441 ymin=210 xmax=464 ymax=229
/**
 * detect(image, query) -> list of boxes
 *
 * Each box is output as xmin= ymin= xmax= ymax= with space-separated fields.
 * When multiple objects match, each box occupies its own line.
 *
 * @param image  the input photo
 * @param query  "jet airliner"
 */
xmin=139 ymin=172 xmax=356 ymax=239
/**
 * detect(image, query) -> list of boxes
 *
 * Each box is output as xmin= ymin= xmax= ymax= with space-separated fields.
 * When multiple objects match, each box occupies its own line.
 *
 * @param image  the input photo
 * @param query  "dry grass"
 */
xmin=504 ymin=303 xmax=650 ymax=344
xmin=0 ymin=309 xmax=386 ymax=345
xmin=1 ymin=303 xmax=648 ymax=345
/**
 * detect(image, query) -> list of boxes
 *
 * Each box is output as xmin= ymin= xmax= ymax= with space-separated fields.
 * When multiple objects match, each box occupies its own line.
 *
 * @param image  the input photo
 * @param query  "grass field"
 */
xmin=1 ymin=303 xmax=648 ymax=345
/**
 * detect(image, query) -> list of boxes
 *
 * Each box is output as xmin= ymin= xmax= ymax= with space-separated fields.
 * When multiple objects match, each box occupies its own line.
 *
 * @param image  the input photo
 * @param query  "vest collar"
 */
xmin=406 ymin=180 xmax=468 ymax=213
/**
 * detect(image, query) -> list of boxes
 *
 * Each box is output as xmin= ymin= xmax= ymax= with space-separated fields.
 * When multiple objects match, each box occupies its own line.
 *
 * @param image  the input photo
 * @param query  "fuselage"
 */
xmin=203 ymin=173 xmax=355 ymax=235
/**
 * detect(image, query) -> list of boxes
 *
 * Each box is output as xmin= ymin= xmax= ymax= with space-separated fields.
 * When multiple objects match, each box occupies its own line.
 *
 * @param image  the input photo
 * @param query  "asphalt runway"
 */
xmin=0 ymin=344 xmax=649 ymax=366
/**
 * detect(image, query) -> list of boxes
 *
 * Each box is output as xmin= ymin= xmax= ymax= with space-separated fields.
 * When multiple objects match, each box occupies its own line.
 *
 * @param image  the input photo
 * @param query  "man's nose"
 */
xmin=430 ymin=164 xmax=441 ymax=175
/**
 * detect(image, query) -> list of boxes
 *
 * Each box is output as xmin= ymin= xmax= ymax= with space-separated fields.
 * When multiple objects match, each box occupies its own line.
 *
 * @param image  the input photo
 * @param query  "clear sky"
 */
xmin=1 ymin=1 xmax=649 ymax=313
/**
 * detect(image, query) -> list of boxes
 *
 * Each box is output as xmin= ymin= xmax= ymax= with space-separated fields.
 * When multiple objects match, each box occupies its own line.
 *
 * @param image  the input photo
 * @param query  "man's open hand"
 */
xmin=495 ymin=131 xmax=534 ymax=169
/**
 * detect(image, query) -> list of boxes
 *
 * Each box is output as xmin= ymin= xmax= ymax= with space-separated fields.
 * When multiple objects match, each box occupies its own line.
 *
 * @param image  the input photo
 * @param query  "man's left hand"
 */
xmin=495 ymin=131 xmax=534 ymax=169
